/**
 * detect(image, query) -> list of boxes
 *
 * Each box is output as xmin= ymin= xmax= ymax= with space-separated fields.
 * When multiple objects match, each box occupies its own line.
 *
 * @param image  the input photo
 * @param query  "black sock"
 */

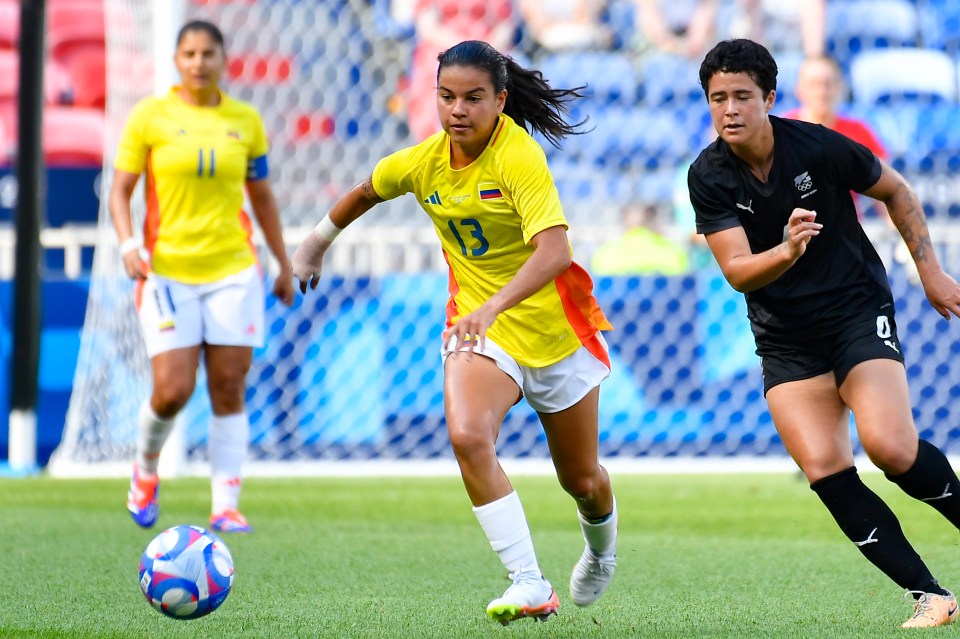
xmin=811 ymin=467 xmax=946 ymax=594
xmin=886 ymin=439 xmax=960 ymax=530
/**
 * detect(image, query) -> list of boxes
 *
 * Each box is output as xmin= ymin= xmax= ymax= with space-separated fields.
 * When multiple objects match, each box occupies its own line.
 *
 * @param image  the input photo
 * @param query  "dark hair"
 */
xmin=437 ymin=40 xmax=586 ymax=148
xmin=699 ymin=39 xmax=778 ymax=99
xmin=176 ymin=20 xmax=226 ymax=50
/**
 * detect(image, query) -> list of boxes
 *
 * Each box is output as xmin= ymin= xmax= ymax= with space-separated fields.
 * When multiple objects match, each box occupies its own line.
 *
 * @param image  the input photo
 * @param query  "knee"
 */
xmin=558 ymin=469 xmax=606 ymax=502
xmin=151 ymin=380 xmax=194 ymax=417
xmin=862 ymin=438 xmax=916 ymax=474
xmin=207 ymin=374 xmax=247 ymax=413
xmin=447 ymin=420 xmax=495 ymax=462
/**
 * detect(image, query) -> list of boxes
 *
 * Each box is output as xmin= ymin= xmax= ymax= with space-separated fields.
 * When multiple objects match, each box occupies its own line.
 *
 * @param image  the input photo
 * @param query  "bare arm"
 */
xmin=800 ymin=0 xmax=826 ymax=56
xmin=704 ymin=209 xmax=822 ymax=293
xmin=246 ymin=178 xmax=295 ymax=306
xmin=290 ymin=178 xmax=384 ymax=292
xmin=863 ymin=161 xmax=960 ymax=319
xmin=444 ymin=225 xmax=572 ymax=355
xmin=108 ymin=169 xmax=148 ymax=280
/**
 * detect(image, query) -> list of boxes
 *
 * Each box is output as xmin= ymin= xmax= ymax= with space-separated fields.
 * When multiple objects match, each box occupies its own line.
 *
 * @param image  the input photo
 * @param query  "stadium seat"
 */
xmin=57 ymin=47 xmax=106 ymax=109
xmin=638 ymin=53 xmax=704 ymax=108
xmin=0 ymin=0 xmax=18 ymax=51
xmin=47 ymin=1 xmax=104 ymax=64
xmin=918 ymin=0 xmax=960 ymax=56
xmin=826 ymin=0 xmax=920 ymax=60
xmin=42 ymin=106 xmax=105 ymax=167
xmin=565 ymin=106 xmax=704 ymax=172
xmin=771 ymin=51 xmax=806 ymax=114
xmin=849 ymin=48 xmax=956 ymax=106
xmin=538 ymin=51 xmax=639 ymax=107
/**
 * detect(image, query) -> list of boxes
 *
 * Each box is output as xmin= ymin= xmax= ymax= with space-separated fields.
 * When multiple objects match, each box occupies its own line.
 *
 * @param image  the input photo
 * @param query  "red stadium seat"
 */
xmin=58 ymin=47 xmax=106 ymax=109
xmin=42 ymin=106 xmax=105 ymax=167
xmin=0 ymin=0 xmax=19 ymax=51
xmin=46 ymin=1 xmax=106 ymax=110
xmin=47 ymin=1 xmax=104 ymax=62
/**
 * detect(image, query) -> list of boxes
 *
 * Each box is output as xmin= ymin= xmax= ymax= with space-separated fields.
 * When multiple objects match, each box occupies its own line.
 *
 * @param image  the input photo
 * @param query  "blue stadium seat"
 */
xmin=603 ymin=0 xmax=637 ymax=51
xmin=565 ymin=107 xmax=703 ymax=171
xmin=538 ymin=51 xmax=639 ymax=107
xmin=771 ymin=51 xmax=806 ymax=114
xmin=918 ymin=0 xmax=960 ymax=55
xmin=849 ymin=48 xmax=956 ymax=106
xmin=826 ymin=0 xmax=920 ymax=60
xmin=638 ymin=53 xmax=704 ymax=108
xmin=850 ymin=103 xmax=960 ymax=177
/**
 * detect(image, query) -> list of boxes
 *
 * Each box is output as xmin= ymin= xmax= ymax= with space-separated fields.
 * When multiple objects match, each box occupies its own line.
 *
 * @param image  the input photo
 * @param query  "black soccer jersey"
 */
xmin=688 ymin=116 xmax=890 ymax=337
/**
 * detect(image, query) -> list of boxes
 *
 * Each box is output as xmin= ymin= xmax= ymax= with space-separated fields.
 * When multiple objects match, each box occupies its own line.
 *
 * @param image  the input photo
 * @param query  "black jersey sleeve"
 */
xmin=688 ymin=159 xmax=741 ymax=235
xmin=821 ymin=125 xmax=882 ymax=193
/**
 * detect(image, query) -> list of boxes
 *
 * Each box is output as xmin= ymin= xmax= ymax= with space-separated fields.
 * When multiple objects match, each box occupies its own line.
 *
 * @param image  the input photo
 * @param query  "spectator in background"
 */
xmin=785 ymin=56 xmax=885 ymax=157
xmin=405 ymin=0 xmax=517 ymax=141
xmin=517 ymin=0 xmax=612 ymax=56
xmin=784 ymin=55 xmax=888 ymax=221
xmin=633 ymin=0 xmax=719 ymax=59
xmin=736 ymin=0 xmax=825 ymax=56
xmin=592 ymin=202 xmax=690 ymax=275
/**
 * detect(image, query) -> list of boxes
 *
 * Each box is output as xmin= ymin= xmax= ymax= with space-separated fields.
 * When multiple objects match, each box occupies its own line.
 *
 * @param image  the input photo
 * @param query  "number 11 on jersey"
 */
xmin=197 ymin=148 xmax=216 ymax=178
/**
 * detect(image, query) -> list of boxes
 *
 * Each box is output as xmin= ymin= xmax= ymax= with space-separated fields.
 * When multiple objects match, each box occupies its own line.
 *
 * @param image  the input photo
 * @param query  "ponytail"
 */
xmin=437 ymin=40 xmax=587 ymax=148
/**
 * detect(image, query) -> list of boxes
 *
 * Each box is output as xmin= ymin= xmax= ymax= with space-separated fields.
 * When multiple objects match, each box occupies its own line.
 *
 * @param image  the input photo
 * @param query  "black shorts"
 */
xmin=756 ymin=308 xmax=905 ymax=395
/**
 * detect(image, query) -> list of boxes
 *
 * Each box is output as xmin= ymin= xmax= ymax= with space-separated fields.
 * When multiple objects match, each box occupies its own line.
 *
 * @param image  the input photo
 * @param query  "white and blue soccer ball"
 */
xmin=139 ymin=524 xmax=234 ymax=619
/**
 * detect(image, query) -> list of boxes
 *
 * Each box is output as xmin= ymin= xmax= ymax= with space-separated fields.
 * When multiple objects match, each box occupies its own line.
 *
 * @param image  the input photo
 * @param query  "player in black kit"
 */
xmin=689 ymin=39 xmax=960 ymax=629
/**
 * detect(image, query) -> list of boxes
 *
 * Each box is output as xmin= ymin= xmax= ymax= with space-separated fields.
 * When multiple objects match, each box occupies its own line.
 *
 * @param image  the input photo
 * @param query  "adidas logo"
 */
xmin=423 ymin=190 xmax=442 ymax=206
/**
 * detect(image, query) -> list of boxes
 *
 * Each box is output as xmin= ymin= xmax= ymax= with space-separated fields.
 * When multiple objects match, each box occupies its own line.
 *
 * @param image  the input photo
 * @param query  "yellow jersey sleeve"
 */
xmin=372 ymin=141 xmax=431 ymax=201
xmin=499 ymin=135 xmax=568 ymax=244
xmin=114 ymin=98 xmax=156 ymax=175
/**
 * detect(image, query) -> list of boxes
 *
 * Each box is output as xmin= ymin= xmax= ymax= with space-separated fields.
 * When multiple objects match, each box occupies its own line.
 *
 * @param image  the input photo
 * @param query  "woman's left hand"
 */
xmin=442 ymin=304 xmax=499 ymax=359
xmin=273 ymin=264 xmax=296 ymax=307
xmin=920 ymin=268 xmax=960 ymax=320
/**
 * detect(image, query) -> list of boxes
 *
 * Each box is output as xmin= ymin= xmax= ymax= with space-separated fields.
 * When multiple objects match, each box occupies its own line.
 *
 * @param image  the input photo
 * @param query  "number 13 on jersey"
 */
xmin=448 ymin=218 xmax=489 ymax=257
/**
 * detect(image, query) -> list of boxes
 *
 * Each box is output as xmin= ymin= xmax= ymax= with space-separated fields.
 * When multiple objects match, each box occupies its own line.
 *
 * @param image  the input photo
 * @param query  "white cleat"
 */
xmin=486 ymin=573 xmax=559 ymax=625
xmin=570 ymin=547 xmax=616 ymax=606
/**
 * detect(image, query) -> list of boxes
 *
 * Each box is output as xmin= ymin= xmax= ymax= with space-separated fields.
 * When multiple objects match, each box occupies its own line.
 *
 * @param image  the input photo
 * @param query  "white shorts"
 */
xmin=441 ymin=333 xmax=611 ymax=413
xmin=137 ymin=265 xmax=265 ymax=358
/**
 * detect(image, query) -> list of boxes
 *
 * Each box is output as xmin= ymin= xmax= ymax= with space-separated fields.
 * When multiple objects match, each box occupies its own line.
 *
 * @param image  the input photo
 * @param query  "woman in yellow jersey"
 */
xmin=109 ymin=20 xmax=294 ymax=534
xmin=292 ymin=40 xmax=617 ymax=625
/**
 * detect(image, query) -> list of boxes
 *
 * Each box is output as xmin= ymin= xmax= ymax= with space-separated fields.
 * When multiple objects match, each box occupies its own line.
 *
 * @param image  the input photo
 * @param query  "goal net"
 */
xmin=49 ymin=0 xmax=960 ymax=476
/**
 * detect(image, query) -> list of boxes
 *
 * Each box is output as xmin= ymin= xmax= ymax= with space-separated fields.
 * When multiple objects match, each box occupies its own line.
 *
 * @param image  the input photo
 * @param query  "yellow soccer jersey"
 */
xmin=373 ymin=114 xmax=611 ymax=367
xmin=114 ymin=87 xmax=268 ymax=284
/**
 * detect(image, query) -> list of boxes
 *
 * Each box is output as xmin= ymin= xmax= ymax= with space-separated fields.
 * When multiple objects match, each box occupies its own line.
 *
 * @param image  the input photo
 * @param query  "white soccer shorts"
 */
xmin=442 ymin=333 xmax=611 ymax=413
xmin=137 ymin=265 xmax=265 ymax=357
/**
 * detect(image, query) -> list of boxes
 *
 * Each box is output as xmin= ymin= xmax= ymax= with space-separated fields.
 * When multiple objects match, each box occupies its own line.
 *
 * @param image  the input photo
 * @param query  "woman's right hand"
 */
xmin=291 ymin=230 xmax=331 ymax=293
xmin=785 ymin=208 xmax=822 ymax=258
xmin=121 ymin=246 xmax=148 ymax=280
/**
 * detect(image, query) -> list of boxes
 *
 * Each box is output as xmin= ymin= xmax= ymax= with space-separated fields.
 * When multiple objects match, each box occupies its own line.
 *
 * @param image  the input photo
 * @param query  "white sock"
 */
xmin=136 ymin=401 xmax=176 ymax=476
xmin=579 ymin=496 xmax=618 ymax=558
xmin=209 ymin=412 xmax=250 ymax=513
xmin=473 ymin=491 xmax=541 ymax=580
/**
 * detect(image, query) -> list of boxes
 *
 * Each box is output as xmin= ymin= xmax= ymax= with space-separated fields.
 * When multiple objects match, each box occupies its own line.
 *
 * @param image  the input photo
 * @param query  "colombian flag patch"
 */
xmin=478 ymin=183 xmax=503 ymax=200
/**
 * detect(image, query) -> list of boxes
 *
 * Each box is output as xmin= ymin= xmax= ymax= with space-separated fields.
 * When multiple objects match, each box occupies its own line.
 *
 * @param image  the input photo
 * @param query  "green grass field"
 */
xmin=2 ymin=472 xmax=958 ymax=638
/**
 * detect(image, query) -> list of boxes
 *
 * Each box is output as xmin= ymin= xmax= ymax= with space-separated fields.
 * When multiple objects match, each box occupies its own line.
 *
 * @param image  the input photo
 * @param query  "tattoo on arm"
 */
xmin=891 ymin=181 xmax=933 ymax=264
xmin=358 ymin=179 xmax=383 ymax=203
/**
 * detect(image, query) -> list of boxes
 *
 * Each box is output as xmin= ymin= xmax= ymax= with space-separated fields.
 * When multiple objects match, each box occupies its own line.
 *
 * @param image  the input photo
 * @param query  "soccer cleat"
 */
xmin=127 ymin=465 xmax=159 ymax=528
xmin=485 ymin=572 xmax=559 ymax=626
xmin=902 ymin=590 xmax=959 ymax=628
xmin=570 ymin=547 xmax=617 ymax=606
xmin=210 ymin=508 xmax=253 ymax=534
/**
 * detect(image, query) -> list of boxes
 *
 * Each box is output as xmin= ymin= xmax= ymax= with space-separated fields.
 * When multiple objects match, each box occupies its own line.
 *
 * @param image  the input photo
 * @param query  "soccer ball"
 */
xmin=138 ymin=524 xmax=234 ymax=619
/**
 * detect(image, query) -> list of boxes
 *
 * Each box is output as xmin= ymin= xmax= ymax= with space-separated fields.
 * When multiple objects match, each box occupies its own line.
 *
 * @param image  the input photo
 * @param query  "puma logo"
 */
xmin=735 ymin=200 xmax=754 ymax=215
xmin=922 ymin=483 xmax=953 ymax=501
xmin=854 ymin=527 xmax=878 ymax=547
